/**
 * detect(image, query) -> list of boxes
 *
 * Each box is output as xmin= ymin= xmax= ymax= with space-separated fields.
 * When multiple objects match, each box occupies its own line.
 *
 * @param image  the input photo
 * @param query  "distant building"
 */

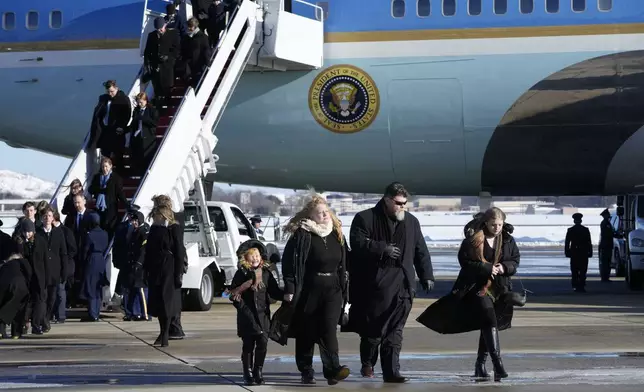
xmin=414 ymin=197 xmax=461 ymax=211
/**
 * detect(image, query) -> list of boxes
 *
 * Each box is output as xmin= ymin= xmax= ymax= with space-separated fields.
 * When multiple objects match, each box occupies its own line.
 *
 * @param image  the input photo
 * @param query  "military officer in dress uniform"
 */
xmin=565 ymin=213 xmax=593 ymax=292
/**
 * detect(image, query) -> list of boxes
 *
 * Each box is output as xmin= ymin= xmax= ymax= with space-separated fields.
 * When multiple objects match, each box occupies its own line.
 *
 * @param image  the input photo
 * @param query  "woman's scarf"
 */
xmin=300 ymin=219 xmax=333 ymax=238
xmin=96 ymin=171 xmax=112 ymax=212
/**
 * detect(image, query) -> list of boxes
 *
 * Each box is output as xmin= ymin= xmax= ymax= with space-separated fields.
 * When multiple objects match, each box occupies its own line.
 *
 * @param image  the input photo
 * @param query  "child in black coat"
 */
xmin=230 ymin=239 xmax=283 ymax=386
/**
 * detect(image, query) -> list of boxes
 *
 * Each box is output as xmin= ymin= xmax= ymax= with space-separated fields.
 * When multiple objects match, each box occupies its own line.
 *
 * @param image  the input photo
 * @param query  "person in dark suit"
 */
xmin=12 ymin=219 xmax=48 ymax=335
xmin=164 ymin=3 xmax=187 ymax=37
xmin=207 ymin=0 xmax=226 ymax=48
xmin=53 ymin=210 xmax=76 ymax=322
xmin=89 ymin=156 xmax=129 ymax=242
xmin=348 ymin=182 xmax=434 ymax=383
xmin=599 ymin=208 xmax=613 ymax=282
xmin=36 ymin=207 xmax=67 ymax=333
xmin=87 ymin=80 xmax=133 ymax=174
xmin=64 ymin=193 xmax=94 ymax=308
xmin=128 ymin=92 xmax=159 ymax=177
xmin=79 ymin=213 xmax=109 ymax=322
xmin=183 ymin=17 xmax=212 ymax=89
xmin=144 ymin=17 xmax=181 ymax=111
xmin=123 ymin=211 xmax=150 ymax=321
xmin=565 ymin=213 xmax=593 ymax=292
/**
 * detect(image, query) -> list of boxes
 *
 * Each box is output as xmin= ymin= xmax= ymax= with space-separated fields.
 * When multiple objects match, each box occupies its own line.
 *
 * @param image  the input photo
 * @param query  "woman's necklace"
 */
xmin=322 ymin=235 xmax=328 ymax=249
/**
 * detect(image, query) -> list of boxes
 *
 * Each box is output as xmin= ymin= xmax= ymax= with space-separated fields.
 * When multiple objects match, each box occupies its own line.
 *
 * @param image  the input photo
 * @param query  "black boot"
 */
xmin=481 ymin=327 xmax=508 ymax=381
xmin=253 ymin=347 xmax=266 ymax=385
xmin=242 ymin=352 xmax=254 ymax=386
xmin=474 ymin=332 xmax=489 ymax=379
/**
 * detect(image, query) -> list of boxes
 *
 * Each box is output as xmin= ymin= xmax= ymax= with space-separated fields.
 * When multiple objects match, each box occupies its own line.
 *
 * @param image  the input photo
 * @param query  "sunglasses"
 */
xmin=389 ymin=198 xmax=407 ymax=206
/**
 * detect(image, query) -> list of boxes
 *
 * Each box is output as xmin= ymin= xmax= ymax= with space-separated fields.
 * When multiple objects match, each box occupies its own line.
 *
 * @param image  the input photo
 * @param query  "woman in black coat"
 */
xmin=419 ymin=207 xmax=520 ymax=382
xmin=281 ymin=194 xmax=350 ymax=386
xmin=143 ymin=204 xmax=185 ymax=347
xmin=129 ymin=92 xmax=159 ymax=177
xmin=229 ymin=239 xmax=283 ymax=386
xmin=89 ymin=156 xmax=128 ymax=242
xmin=12 ymin=218 xmax=47 ymax=336
xmin=0 ymin=254 xmax=32 ymax=339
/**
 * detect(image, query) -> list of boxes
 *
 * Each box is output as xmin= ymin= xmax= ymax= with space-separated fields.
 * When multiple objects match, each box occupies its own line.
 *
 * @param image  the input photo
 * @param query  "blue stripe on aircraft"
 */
xmin=1 ymin=0 xmax=641 ymax=43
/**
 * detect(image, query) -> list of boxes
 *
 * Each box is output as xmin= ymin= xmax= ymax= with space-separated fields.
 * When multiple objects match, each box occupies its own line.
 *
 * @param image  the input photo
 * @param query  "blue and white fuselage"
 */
xmin=1 ymin=0 xmax=643 ymax=196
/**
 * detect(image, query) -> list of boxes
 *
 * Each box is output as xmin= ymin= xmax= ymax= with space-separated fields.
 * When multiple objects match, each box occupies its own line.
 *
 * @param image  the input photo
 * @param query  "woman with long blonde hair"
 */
xmin=143 ymin=203 xmax=185 ymax=347
xmin=281 ymin=193 xmax=350 ymax=386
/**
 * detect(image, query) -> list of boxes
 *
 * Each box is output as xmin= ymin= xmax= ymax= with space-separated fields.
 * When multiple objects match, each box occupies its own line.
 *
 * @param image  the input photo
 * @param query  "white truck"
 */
xmin=615 ymin=195 xmax=644 ymax=290
xmin=107 ymin=200 xmax=282 ymax=312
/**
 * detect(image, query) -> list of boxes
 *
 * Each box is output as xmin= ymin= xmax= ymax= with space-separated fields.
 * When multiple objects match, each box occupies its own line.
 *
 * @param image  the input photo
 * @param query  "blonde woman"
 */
xmin=143 ymin=204 xmax=185 ymax=347
xmin=281 ymin=194 xmax=350 ymax=386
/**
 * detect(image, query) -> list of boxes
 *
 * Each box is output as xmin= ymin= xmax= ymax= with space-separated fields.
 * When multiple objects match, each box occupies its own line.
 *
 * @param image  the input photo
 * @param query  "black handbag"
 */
xmin=503 ymin=275 xmax=531 ymax=307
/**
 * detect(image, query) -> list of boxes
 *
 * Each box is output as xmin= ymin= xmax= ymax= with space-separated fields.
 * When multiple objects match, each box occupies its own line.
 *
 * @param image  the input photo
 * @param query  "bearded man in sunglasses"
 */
xmin=347 ymin=182 xmax=434 ymax=383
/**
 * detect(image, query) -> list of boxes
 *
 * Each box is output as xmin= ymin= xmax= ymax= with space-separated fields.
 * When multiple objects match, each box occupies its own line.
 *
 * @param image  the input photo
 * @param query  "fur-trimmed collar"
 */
xmin=300 ymin=219 xmax=333 ymax=237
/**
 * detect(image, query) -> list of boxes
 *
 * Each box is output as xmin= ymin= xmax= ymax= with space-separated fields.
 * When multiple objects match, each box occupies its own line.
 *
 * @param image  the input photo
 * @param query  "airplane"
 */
xmin=0 ymin=0 xmax=642 ymax=198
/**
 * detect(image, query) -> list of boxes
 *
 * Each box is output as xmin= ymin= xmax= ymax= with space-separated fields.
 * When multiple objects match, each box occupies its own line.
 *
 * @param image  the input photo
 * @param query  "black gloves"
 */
xmin=383 ymin=245 xmax=401 ymax=260
xmin=174 ymin=274 xmax=183 ymax=289
xmin=420 ymin=279 xmax=434 ymax=293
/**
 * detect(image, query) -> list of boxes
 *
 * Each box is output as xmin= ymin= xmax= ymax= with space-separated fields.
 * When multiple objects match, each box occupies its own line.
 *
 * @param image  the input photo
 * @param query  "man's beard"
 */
xmin=392 ymin=210 xmax=405 ymax=221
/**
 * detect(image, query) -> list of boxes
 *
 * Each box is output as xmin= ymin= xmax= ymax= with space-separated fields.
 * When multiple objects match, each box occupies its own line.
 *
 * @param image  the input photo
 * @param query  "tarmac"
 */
xmin=1 ymin=274 xmax=644 ymax=391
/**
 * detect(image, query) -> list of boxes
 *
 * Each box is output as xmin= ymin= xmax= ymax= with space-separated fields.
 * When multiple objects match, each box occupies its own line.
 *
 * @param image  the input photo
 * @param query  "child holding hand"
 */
xmin=229 ymin=239 xmax=283 ymax=386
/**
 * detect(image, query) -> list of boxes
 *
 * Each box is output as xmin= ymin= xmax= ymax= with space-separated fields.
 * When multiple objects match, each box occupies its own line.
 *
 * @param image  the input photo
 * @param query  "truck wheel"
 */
xmin=187 ymin=268 xmax=214 ymax=311
xmin=616 ymin=249 xmax=626 ymax=277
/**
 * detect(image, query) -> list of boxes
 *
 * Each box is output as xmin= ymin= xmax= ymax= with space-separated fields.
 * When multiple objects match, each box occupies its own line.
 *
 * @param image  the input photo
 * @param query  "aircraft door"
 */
xmin=388 ymin=79 xmax=466 ymax=193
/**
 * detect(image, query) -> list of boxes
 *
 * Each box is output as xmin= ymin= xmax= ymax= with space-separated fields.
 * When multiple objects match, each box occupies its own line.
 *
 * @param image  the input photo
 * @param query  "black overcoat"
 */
xmin=89 ymin=90 xmax=132 ymax=152
xmin=417 ymin=232 xmax=520 ymax=334
xmin=36 ymin=227 xmax=67 ymax=286
xmin=89 ymin=172 xmax=128 ymax=234
xmin=346 ymin=200 xmax=434 ymax=334
xmin=144 ymin=29 xmax=181 ymax=92
xmin=231 ymin=266 xmax=283 ymax=338
xmin=280 ymin=228 xmax=348 ymax=339
xmin=129 ymin=105 xmax=159 ymax=161
xmin=14 ymin=236 xmax=48 ymax=300
xmin=0 ymin=257 xmax=32 ymax=324
xmin=143 ymin=223 xmax=185 ymax=318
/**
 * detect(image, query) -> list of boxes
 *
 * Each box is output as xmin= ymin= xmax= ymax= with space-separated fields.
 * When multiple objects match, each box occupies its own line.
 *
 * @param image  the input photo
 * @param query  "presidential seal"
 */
xmin=308 ymin=64 xmax=380 ymax=134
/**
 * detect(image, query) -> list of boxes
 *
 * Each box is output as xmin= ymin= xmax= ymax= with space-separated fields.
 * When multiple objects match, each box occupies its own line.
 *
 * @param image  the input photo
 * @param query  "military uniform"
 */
xmin=565 ymin=213 xmax=592 ymax=291
xmin=598 ymin=209 xmax=613 ymax=282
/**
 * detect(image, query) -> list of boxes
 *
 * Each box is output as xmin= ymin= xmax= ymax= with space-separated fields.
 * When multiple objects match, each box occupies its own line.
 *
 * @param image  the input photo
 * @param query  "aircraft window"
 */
xmin=26 ymin=11 xmax=39 ymax=30
xmin=315 ymin=2 xmax=328 ymax=21
xmin=417 ymin=0 xmax=430 ymax=17
xmin=443 ymin=0 xmax=456 ymax=16
xmin=598 ymin=0 xmax=612 ymax=11
xmin=572 ymin=0 xmax=585 ymax=12
xmin=2 ymin=12 xmax=15 ymax=30
xmin=520 ymin=0 xmax=534 ymax=13
xmin=546 ymin=0 xmax=559 ymax=13
xmin=50 ymin=10 xmax=62 ymax=29
xmin=392 ymin=0 xmax=405 ymax=18
xmin=494 ymin=0 xmax=507 ymax=15
xmin=468 ymin=0 xmax=481 ymax=15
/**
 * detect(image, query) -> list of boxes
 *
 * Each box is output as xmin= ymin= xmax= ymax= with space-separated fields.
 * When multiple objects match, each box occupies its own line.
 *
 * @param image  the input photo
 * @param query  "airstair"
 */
xmin=49 ymin=0 xmax=324 ymax=302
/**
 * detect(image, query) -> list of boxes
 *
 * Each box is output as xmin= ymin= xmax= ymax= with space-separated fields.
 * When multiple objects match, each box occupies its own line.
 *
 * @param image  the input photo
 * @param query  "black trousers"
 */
xmin=295 ymin=276 xmax=343 ymax=378
xmin=570 ymin=257 xmax=589 ymax=288
xmin=359 ymin=295 xmax=412 ymax=378
xmin=599 ymin=248 xmax=612 ymax=281
xmin=11 ymin=304 xmax=28 ymax=337
xmin=44 ymin=284 xmax=57 ymax=327
xmin=31 ymin=290 xmax=47 ymax=330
